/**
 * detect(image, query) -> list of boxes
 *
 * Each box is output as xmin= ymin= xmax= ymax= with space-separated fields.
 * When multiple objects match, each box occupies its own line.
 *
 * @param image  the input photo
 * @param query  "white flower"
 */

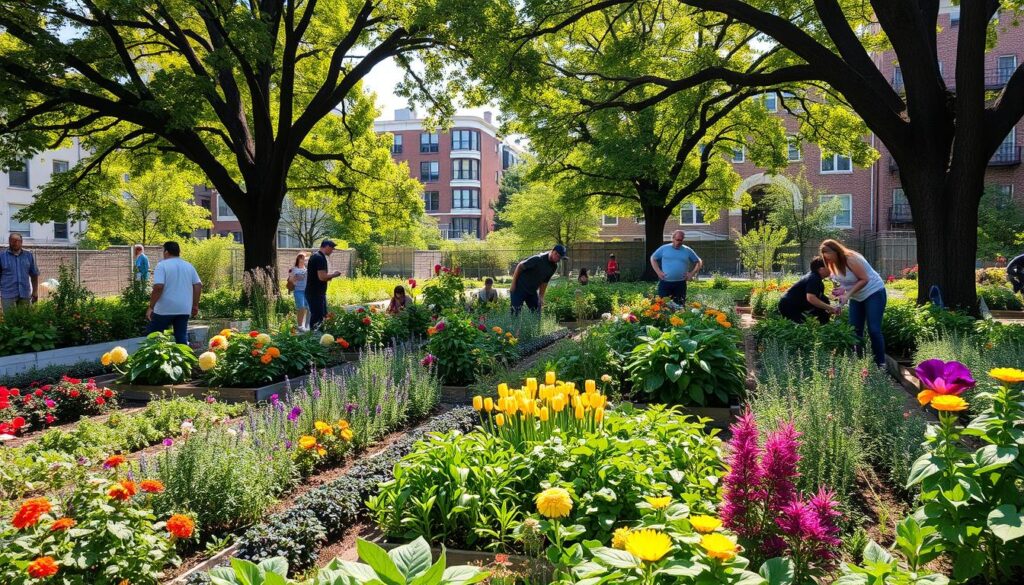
xmin=601 ymin=313 xmax=612 ymax=320
xmin=226 ymin=428 xmax=238 ymax=437
xmin=320 ymin=333 xmax=335 ymax=346
xmin=180 ymin=421 xmax=195 ymax=435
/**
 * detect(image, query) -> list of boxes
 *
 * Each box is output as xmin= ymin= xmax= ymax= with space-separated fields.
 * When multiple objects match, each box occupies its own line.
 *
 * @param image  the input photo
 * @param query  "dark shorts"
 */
xmin=657 ymin=280 xmax=688 ymax=304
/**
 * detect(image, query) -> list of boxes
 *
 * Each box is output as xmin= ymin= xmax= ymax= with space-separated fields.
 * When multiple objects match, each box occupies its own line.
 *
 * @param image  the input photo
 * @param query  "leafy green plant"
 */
xmin=754 ymin=316 xmax=858 ymax=355
xmin=322 ymin=307 xmax=386 ymax=350
xmin=203 ymin=328 xmax=326 ymax=388
xmin=625 ymin=324 xmax=745 ymax=406
xmin=422 ymin=268 xmax=467 ymax=313
xmin=113 ymin=331 xmax=198 ymax=385
xmin=979 ymin=283 xmax=1024 ymax=310
xmin=836 ymin=519 xmax=949 ymax=585
xmin=0 ymin=304 xmax=58 ymax=355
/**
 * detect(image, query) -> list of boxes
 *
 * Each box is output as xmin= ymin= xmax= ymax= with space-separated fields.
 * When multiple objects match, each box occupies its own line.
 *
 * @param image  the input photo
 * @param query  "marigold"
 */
xmin=645 ymin=495 xmax=671 ymax=510
xmin=110 ymin=346 xmax=129 ymax=364
xmin=990 ymin=367 xmax=1024 ymax=384
xmin=338 ymin=338 xmax=351 ymax=349
xmin=101 ymin=352 xmax=112 ymax=366
xmin=50 ymin=517 xmax=76 ymax=531
xmin=140 ymin=480 xmax=165 ymax=493
xmin=13 ymin=498 xmax=51 ymax=529
xmin=314 ymin=421 xmax=334 ymax=435
xmin=167 ymin=514 xmax=195 ymax=539
xmin=624 ymin=529 xmax=673 ymax=562
xmin=689 ymin=515 xmax=722 ymax=534
xmin=219 ymin=328 xmax=232 ymax=337
xmin=259 ymin=353 xmax=272 ymax=364
xmin=931 ymin=394 xmax=969 ymax=412
xmin=267 ymin=347 xmax=281 ymax=358
xmin=612 ymin=527 xmax=631 ymax=549
xmin=299 ymin=435 xmax=317 ymax=450
xmin=337 ymin=419 xmax=350 ymax=430
xmin=669 ymin=315 xmax=684 ymax=327
xmin=103 ymin=454 xmax=126 ymax=468
xmin=340 ymin=428 xmax=354 ymax=442
xmin=535 ymin=487 xmax=573 ymax=519
xmin=108 ymin=480 xmax=137 ymax=501
xmin=700 ymin=533 xmax=738 ymax=561
xmin=27 ymin=556 xmax=58 ymax=578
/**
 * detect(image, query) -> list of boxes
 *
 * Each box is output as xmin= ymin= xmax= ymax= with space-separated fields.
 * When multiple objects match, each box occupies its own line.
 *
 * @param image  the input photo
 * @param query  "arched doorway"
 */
xmin=732 ymin=173 xmax=802 ymax=235
xmin=742 ymin=186 xmax=771 ymax=234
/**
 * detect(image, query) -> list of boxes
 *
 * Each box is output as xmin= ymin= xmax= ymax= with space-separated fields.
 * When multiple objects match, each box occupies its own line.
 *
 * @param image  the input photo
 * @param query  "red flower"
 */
xmin=103 ymin=389 xmax=113 ymax=398
xmin=408 ymin=278 xmax=417 ymax=289
xmin=41 ymin=384 xmax=51 ymax=391
xmin=45 ymin=413 xmax=55 ymax=424
xmin=66 ymin=377 xmax=81 ymax=384
xmin=10 ymin=388 xmax=19 ymax=396
xmin=108 ymin=480 xmax=137 ymax=501
xmin=12 ymin=416 xmax=26 ymax=430
xmin=27 ymin=556 xmax=59 ymax=578
xmin=478 ymin=324 xmax=486 ymax=331
xmin=356 ymin=307 xmax=365 ymax=313
xmin=13 ymin=497 xmax=51 ymax=529
xmin=103 ymin=455 xmax=126 ymax=469
xmin=362 ymin=317 xmax=372 ymax=326
xmin=69 ymin=389 xmax=80 ymax=398
xmin=249 ymin=331 xmax=260 ymax=337
xmin=167 ymin=514 xmax=195 ymax=539
xmin=50 ymin=517 xmax=76 ymax=531
xmin=251 ymin=349 xmax=260 ymax=356
xmin=338 ymin=339 xmax=350 ymax=349
xmin=140 ymin=479 xmax=165 ymax=493
xmin=434 ymin=264 xmax=442 ymax=275
xmin=95 ymin=397 xmax=106 ymax=406
xmin=33 ymin=389 xmax=44 ymax=397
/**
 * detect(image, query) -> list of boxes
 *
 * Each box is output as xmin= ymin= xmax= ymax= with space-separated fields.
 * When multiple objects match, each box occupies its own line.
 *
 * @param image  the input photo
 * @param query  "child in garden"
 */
xmin=387 ymin=285 xmax=410 ymax=314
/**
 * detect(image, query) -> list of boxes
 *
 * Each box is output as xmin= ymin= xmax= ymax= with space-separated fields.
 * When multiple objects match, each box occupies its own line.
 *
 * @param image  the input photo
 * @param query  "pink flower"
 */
xmin=760 ymin=423 xmax=801 ymax=510
xmin=44 ymin=399 xmax=56 ymax=409
xmin=435 ymin=321 xmax=446 ymax=332
xmin=722 ymin=412 xmax=763 ymax=535
xmin=420 ymin=354 xmax=436 ymax=367
xmin=434 ymin=264 xmax=442 ymax=275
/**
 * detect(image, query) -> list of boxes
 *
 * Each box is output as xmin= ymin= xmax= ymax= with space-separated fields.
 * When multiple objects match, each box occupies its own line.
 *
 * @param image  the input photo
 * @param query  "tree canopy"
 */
xmin=502 ymin=181 xmax=602 ymax=250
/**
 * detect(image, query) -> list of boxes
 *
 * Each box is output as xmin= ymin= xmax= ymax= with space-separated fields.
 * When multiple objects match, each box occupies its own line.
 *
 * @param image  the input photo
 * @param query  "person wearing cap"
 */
xmin=509 ymin=244 xmax=566 ymax=314
xmin=306 ymin=239 xmax=343 ymax=331
xmin=650 ymin=230 xmax=702 ymax=305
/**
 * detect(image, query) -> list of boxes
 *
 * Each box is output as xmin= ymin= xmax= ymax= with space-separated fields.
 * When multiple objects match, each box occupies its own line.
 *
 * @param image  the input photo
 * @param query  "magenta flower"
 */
xmin=914 ymin=359 xmax=975 ymax=396
xmin=44 ymin=399 xmax=56 ymax=408
xmin=288 ymin=406 xmax=302 ymax=422
xmin=435 ymin=321 xmax=446 ymax=332
xmin=421 ymin=354 xmax=436 ymax=367
xmin=722 ymin=412 xmax=763 ymax=534
xmin=162 ymin=438 xmax=174 ymax=447
xmin=760 ymin=422 xmax=801 ymax=511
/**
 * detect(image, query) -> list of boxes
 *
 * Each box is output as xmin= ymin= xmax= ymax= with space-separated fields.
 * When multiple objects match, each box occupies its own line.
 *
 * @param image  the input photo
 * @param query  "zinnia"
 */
xmin=260 ymin=353 xmax=273 ymax=364
xmin=700 ymin=533 xmax=739 ymax=561
xmin=101 ymin=352 xmax=112 ymax=366
xmin=931 ymin=394 xmax=969 ymax=412
xmin=320 ymin=334 xmax=335 ymax=346
xmin=103 ymin=454 xmax=126 ymax=468
xmin=299 ymin=435 xmax=317 ymax=450
xmin=50 ymin=517 xmax=75 ymax=531
xmin=27 ymin=556 xmax=59 ymax=578
xmin=690 ymin=515 xmax=722 ymax=534
xmin=624 ymin=529 xmax=673 ymax=562
xmin=140 ymin=480 xmax=165 ymax=493
xmin=13 ymin=497 xmax=51 ymax=529
xmin=990 ymin=367 xmax=1024 ymax=384
xmin=167 ymin=514 xmax=195 ymax=539
xmin=108 ymin=480 xmax=137 ymax=501
xmin=209 ymin=335 xmax=228 ymax=349
xmin=535 ymin=487 xmax=573 ymax=519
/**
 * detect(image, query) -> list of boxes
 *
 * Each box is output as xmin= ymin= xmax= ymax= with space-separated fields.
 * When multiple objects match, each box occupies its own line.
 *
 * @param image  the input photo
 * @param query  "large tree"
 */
xmin=493 ymin=0 xmax=1024 ymax=309
xmin=0 ymin=0 xmax=446 ymax=273
xmin=503 ymin=182 xmax=602 ymax=249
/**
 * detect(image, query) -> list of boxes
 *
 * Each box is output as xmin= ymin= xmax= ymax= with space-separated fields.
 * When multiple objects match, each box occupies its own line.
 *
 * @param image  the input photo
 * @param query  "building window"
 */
xmin=451 ymin=130 xmax=480 ymax=151
xmin=787 ymin=138 xmax=801 ymax=162
xmin=8 ymin=204 xmax=31 ymax=236
xmin=680 ymin=202 xmax=706 ymax=225
xmin=8 ymin=160 xmax=29 ymax=188
xmin=419 ymin=132 xmax=439 ymax=153
xmin=634 ymin=216 xmax=646 ymax=225
xmin=452 ymin=158 xmax=479 ymax=181
xmin=423 ymin=191 xmax=440 ymax=211
xmin=780 ymin=91 xmax=801 ymax=111
xmin=820 ymin=194 xmax=853 ymax=228
xmin=420 ymin=161 xmax=439 ymax=182
xmin=762 ymin=93 xmax=777 ymax=112
xmin=52 ymin=213 xmax=69 ymax=239
xmin=452 ymin=189 xmax=480 ymax=209
xmin=950 ymin=7 xmax=960 ymax=27
xmin=391 ymin=135 xmax=403 ymax=154
xmin=731 ymin=146 xmax=745 ymax=163
xmin=52 ymin=160 xmax=69 ymax=174
xmin=997 ymin=55 xmax=1017 ymax=85
xmin=602 ymin=215 xmax=618 ymax=226
xmin=450 ymin=217 xmax=479 ymax=238
xmin=893 ymin=188 xmax=909 ymax=207
xmin=892 ymin=66 xmax=904 ymax=91
xmin=217 ymin=197 xmax=238 ymax=220
xmin=821 ymin=153 xmax=852 ymax=173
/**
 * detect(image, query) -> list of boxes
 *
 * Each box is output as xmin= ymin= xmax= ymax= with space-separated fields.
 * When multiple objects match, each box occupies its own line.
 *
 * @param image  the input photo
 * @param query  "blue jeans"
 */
xmin=510 ymin=288 xmax=540 ymax=314
xmin=147 ymin=314 xmax=190 ymax=345
xmin=657 ymin=280 xmax=688 ymax=305
xmin=848 ymin=288 xmax=887 ymax=366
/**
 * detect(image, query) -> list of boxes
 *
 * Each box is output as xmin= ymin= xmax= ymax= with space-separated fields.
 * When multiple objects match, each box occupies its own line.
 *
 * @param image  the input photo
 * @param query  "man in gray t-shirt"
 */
xmin=509 ymin=245 xmax=566 ymax=313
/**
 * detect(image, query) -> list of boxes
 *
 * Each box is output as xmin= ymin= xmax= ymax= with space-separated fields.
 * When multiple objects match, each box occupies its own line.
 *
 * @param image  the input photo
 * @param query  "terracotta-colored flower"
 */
xmin=267 ymin=347 xmax=281 ymax=358
xmin=140 ymin=480 xmax=165 ymax=493
xmin=108 ymin=480 xmax=137 ymax=501
xmin=338 ymin=338 xmax=350 ymax=349
xmin=27 ymin=556 xmax=59 ymax=578
xmin=13 ymin=498 xmax=52 ymax=529
xmin=260 ymin=353 xmax=273 ymax=365
xmin=50 ymin=517 xmax=76 ymax=531
xmin=103 ymin=454 xmax=126 ymax=469
xmin=167 ymin=514 xmax=195 ymax=539
xmin=362 ymin=317 xmax=372 ymax=326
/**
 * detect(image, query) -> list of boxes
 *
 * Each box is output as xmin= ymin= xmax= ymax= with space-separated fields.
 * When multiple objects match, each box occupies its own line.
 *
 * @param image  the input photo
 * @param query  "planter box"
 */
xmin=989 ymin=310 xmax=1024 ymax=320
xmin=377 ymin=540 xmax=553 ymax=583
xmin=557 ymin=318 xmax=602 ymax=330
xmin=112 ymin=365 xmax=348 ymax=403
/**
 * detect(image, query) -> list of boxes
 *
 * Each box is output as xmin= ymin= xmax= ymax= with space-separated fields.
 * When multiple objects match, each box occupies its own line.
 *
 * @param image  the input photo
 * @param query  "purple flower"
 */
xmin=77 ymin=457 xmax=88 ymax=466
xmin=284 ymin=439 xmax=293 ymax=450
xmin=375 ymin=404 xmax=382 ymax=415
xmin=914 ymin=359 xmax=975 ymax=396
xmin=162 ymin=438 xmax=174 ymax=447
xmin=722 ymin=412 xmax=763 ymax=535
xmin=44 ymin=399 xmax=56 ymax=408
xmin=346 ymin=403 xmax=357 ymax=414
xmin=421 ymin=353 xmax=436 ymax=367
xmin=270 ymin=393 xmax=280 ymax=404
xmin=206 ymin=395 xmax=216 ymax=403
xmin=288 ymin=406 xmax=302 ymax=422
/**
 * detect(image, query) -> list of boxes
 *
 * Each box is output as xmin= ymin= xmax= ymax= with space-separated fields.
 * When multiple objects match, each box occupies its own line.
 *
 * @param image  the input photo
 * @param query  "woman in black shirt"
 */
xmin=778 ymin=256 xmax=841 ymax=324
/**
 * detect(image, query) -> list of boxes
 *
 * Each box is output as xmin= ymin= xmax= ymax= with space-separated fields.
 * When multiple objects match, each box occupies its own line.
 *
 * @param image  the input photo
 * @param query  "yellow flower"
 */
xmin=690 ymin=515 xmax=722 ymax=534
xmin=612 ymin=527 xmax=631 ymax=549
xmin=101 ymin=352 xmax=112 ymax=366
xmin=495 ymin=414 xmax=505 ymax=427
xmin=320 ymin=333 xmax=335 ymax=346
xmin=526 ymin=378 xmax=538 ymax=392
xmin=340 ymin=428 xmax=353 ymax=442
xmin=700 ymin=533 xmax=738 ymax=561
xmin=492 ymin=326 xmax=503 ymax=334
xmin=931 ymin=395 xmax=969 ymax=412
xmin=256 ymin=333 xmax=272 ymax=346
xmin=110 ymin=346 xmax=129 ymax=364
xmin=624 ymin=529 xmax=673 ymax=562
xmin=545 ymin=371 xmax=556 ymax=385
xmin=484 ymin=397 xmax=494 ymax=412
xmin=337 ymin=419 xmax=350 ymax=430
xmin=990 ymin=368 xmax=1024 ymax=384
xmin=539 ymin=406 xmax=550 ymax=422
xmin=298 ymin=436 xmax=317 ymax=450
xmin=594 ymin=407 xmax=604 ymax=423
xmin=552 ymin=396 xmax=566 ymax=412
xmin=645 ymin=496 xmax=671 ymax=510
xmin=601 ymin=374 xmax=612 ymax=383
xmin=198 ymin=351 xmax=218 ymax=371
xmin=472 ymin=396 xmax=483 ymax=411
xmin=585 ymin=379 xmax=596 ymax=393
xmin=314 ymin=421 xmax=334 ymax=435
xmin=535 ymin=487 xmax=573 ymax=519
xmin=209 ymin=335 xmax=229 ymax=349
xmin=574 ymin=405 xmax=585 ymax=420
xmin=498 ymin=383 xmax=509 ymax=397
xmin=670 ymin=315 xmax=683 ymax=327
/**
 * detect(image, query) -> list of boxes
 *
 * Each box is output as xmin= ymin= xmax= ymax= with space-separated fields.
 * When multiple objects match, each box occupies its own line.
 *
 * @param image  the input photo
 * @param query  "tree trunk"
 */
xmin=641 ymin=207 xmax=671 ymax=281
xmin=907 ymin=169 xmax=982 ymax=312
xmin=237 ymin=202 xmax=283 ymax=280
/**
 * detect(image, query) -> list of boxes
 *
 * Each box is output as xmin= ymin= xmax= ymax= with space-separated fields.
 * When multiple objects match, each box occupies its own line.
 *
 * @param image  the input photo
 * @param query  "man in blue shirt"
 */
xmin=0 ymin=233 xmax=40 ymax=311
xmin=650 ymin=230 xmax=702 ymax=304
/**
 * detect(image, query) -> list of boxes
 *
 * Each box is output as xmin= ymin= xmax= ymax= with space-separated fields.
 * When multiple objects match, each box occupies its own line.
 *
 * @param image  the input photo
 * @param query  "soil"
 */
xmin=1 ymin=405 xmax=147 ymax=449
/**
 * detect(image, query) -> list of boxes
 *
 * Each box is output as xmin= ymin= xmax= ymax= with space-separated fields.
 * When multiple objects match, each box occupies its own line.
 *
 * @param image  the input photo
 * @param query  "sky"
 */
xmin=362 ymin=58 xmax=501 ymax=122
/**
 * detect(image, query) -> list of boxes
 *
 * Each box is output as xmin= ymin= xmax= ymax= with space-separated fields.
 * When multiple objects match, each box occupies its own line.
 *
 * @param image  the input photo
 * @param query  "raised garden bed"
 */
xmin=112 ymin=364 xmax=349 ymax=403
xmin=376 ymin=540 xmax=553 ymax=583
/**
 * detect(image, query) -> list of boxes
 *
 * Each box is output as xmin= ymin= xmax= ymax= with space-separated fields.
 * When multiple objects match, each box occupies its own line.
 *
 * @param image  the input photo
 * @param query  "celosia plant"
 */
xmin=721 ymin=412 xmax=842 ymax=582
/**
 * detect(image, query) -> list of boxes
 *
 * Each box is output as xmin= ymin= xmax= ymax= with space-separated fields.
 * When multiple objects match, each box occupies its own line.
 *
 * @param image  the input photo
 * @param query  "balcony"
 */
xmin=889 ymin=203 xmax=913 ymax=227
xmin=990 ymin=145 xmax=1021 ymax=167
xmin=891 ymin=66 xmax=1016 ymax=93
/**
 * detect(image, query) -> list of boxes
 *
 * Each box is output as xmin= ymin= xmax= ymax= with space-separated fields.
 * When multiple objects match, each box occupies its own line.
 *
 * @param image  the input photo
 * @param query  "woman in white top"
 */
xmin=288 ymin=253 xmax=309 ymax=331
xmin=820 ymin=239 xmax=887 ymax=366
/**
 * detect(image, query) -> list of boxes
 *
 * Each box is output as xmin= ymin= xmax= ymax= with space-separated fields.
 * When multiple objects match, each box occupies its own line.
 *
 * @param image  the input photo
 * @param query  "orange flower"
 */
xmin=140 ymin=480 xmax=165 ymax=493
xmin=50 ymin=517 xmax=76 ymax=531
xmin=167 ymin=514 xmax=195 ymax=539
xmin=13 ymin=497 xmax=51 ymax=529
xmin=338 ymin=338 xmax=350 ymax=349
xmin=427 ymin=326 xmax=438 ymax=336
xmin=27 ymin=556 xmax=59 ymax=578
xmin=108 ymin=480 xmax=137 ymax=501
xmin=267 ymin=347 xmax=281 ymax=358
xmin=103 ymin=454 xmax=126 ymax=468
xmin=251 ymin=349 xmax=260 ymax=356
xmin=260 ymin=353 xmax=273 ymax=365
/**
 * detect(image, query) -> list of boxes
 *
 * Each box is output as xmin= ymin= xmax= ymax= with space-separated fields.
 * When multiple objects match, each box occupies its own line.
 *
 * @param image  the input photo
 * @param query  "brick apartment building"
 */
xmin=375 ymin=109 xmax=525 ymax=240
xmin=599 ymin=2 xmax=1024 ymax=247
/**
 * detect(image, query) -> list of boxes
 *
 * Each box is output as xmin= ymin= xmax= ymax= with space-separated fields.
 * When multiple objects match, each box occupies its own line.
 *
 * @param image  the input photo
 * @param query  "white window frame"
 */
xmin=52 ymin=160 xmax=70 ymax=174
xmin=998 ymin=55 xmax=1018 ymax=84
xmin=820 ymin=153 xmax=853 ymax=174
xmin=679 ymin=202 xmax=707 ymax=225
xmin=634 ymin=216 xmax=645 ymax=225
xmin=787 ymin=138 xmax=801 ymax=162
xmin=451 ymin=158 xmax=479 ymax=181
xmin=762 ymin=93 xmax=777 ymax=112
xmin=452 ymin=188 xmax=480 ymax=210
xmin=602 ymin=215 xmax=619 ymax=226
xmin=731 ymin=145 xmax=745 ymax=163
xmin=216 ymin=197 xmax=238 ymax=220
xmin=820 ymin=194 xmax=853 ymax=228
xmin=8 ymin=204 xmax=31 ymax=236
xmin=8 ymin=160 xmax=29 ymax=189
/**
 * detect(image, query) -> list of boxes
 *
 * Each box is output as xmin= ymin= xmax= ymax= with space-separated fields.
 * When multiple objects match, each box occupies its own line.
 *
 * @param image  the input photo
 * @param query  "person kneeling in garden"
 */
xmin=777 ymin=256 xmax=839 ymax=324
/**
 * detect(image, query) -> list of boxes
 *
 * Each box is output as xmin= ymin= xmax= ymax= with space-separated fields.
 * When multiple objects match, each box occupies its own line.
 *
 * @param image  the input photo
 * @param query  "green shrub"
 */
xmin=198 ymin=286 xmax=247 ymax=320
xmin=753 ymin=316 xmax=858 ymax=354
xmin=0 ymin=305 xmax=58 ymax=355
xmin=979 ymin=283 xmax=1023 ymax=310
xmin=181 ymin=236 xmax=238 ymax=290
xmin=114 ymin=332 xmax=198 ymax=385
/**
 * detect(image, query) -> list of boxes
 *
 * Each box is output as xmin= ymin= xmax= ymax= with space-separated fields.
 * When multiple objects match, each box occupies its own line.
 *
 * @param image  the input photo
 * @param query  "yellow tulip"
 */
xmin=545 ymin=371 xmax=556 ymax=385
xmin=574 ymin=405 xmax=584 ymax=420
xmin=498 ymin=384 xmax=509 ymax=398
xmin=594 ymin=407 xmax=604 ymax=423
xmin=472 ymin=396 xmax=483 ymax=411
xmin=526 ymin=378 xmax=538 ymax=392
xmin=540 ymin=406 xmax=550 ymax=421
xmin=581 ymin=393 xmax=591 ymax=408
xmin=573 ymin=396 xmax=582 ymax=410
xmin=484 ymin=397 xmax=494 ymax=412
xmin=585 ymin=379 xmax=596 ymax=393
xmin=552 ymin=396 xmax=566 ymax=412
xmin=496 ymin=414 xmax=505 ymax=427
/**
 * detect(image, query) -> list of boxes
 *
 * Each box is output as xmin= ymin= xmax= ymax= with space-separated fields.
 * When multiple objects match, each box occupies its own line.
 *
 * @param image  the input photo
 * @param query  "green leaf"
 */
xmin=357 ymin=538 xmax=406 ymax=585
xmin=408 ymin=548 xmax=445 ymax=585
xmin=974 ymin=444 xmax=1018 ymax=473
xmin=229 ymin=558 xmax=264 ymax=585
xmin=592 ymin=546 xmax=641 ymax=569
xmin=987 ymin=505 xmax=1024 ymax=542
xmin=862 ymin=541 xmax=893 ymax=565
xmin=665 ymin=362 xmax=684 ymax=382
xmin=258 ymin=558 xmax=289 ymax=577
xmin=906 ymin=455 xmax=943 ymax=488
xmin=951 ymin=548 xmax=986 ymax=581
xmin=390 ymin=538 xmax=434 ymax=580
xmin=759 ymin=557 xmax=794 ymax=585
xmin=440 ymin=565 xmax=489 ymax=585
xmin=656 ymin=558 xmax=703 ymax=577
